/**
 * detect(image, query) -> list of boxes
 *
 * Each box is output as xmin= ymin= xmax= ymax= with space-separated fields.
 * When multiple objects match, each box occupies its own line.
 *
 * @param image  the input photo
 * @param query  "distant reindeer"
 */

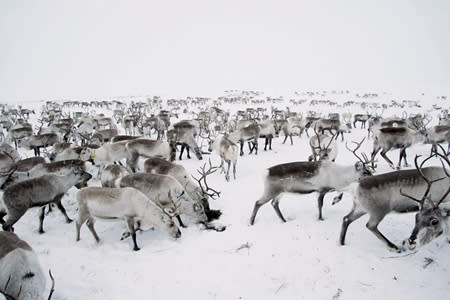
xmin=426 ymin=125 xmax=450 ymax=155
xmin=340 ymin=153 xmax=450 ymax=252
xmin=228 ymin=123 xmax=261 ymax=156
xmin=353 ymin=113 xmax=371 ymax=128
xmin=125 ymin=139 xmax=175 ymax=172
xmin=167 ymin=120 xmax=203 ymax=160
xmin=207 ymin=134 xmax=239 ymax=181
xmin=371 ymin=127 xmax=427 ymax=169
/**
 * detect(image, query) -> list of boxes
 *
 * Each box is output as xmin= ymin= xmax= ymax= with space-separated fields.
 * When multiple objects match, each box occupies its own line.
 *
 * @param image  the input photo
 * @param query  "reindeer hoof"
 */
xmin=133 ymin=246 xmax=141 ymax=251
xmin=39 ymin=230 xmax=45 ymax=234
xmin=66 ymin=218 xmax=73 ymax=224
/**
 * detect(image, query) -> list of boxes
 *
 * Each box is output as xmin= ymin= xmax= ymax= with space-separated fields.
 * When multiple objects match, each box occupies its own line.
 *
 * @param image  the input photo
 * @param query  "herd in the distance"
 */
xmin=0 ymin=92 xmax=449 ymax=299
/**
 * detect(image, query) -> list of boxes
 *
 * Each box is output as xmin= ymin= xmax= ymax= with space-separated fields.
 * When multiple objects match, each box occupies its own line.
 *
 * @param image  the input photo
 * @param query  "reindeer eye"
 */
xmin=430 ymin=218 xmax=439 ymax=226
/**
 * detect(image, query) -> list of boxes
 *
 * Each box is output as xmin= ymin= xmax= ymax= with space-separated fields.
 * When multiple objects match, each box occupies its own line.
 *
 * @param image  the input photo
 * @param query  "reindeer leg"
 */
xmin=250 ymin=191 xmax=279 ymax=225
xmin=340 ymin=204 xmax=366 ymax=245
xmin=86 ymin=218 xmax=100 ymax=243
xmin=126 ymin=217 xmax=140 ymax=251
xmin=75 ymin=208 xmax=89 ymax=241
xmin=38 ymin=206 xmax=47 ymax=234
xmin=264 ymin=137 xmax=268 ymax=151
xmin=233 ymin=160 xmax=237 ymax=180
xmin=380 ymin=150 xmax=395 ymax=169
xmin=225 ymin=160 xmax=231 ymax=181
xmin=176 ymin=215 xmax=187 ymax=228
xmin=401 ymin=148 xmax=409 ymax=168
xmin=366 ymin=215 xmax=401 ymax=252
xmin=317 ymin=190 xmax=329 ymax=221
xmin=54 ymin=194 xmax=73 ymax=223
xmin=271 ymin=196 xmax=287 ymax=223
xmin=239 ymin=140 xmax=244 ymax=156
xmin=282 ymin=135 xmax=288 ymax=144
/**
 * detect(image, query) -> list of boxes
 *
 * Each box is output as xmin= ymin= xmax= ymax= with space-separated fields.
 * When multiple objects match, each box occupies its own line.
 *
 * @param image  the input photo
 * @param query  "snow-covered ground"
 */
xmin=1 ymin=92 xmax=449 ymax=300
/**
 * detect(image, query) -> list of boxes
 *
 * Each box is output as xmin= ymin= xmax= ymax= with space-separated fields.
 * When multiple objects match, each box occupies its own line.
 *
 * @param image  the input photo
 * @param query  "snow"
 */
xmin=1 ymin=92 xmax=449 ymax=300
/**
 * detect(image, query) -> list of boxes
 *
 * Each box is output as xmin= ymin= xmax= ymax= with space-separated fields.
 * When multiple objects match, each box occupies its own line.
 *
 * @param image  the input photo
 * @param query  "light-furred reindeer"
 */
xmin=250 ymin=160 xmax=372 ymax=224
xmin=119 ymin=173 xmax=208 ymax=228
xmin=0 ymin=232 xmax=54 ymax=300
xmin=75 ymin=186 xmax=181 ymax=251
xmin=339 ymin=151 xmax=450 ymax=252
xmin=125 ymin=139 xmax=175 ymax=172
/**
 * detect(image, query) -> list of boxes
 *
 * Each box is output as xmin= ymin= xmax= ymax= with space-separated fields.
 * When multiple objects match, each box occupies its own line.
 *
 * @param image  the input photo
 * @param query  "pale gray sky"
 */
xmin=1 ymin=0 xmax=449 ymax=101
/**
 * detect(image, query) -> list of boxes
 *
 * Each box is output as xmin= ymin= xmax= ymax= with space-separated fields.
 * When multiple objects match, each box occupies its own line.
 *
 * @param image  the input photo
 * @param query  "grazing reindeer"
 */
xmin=207 ymin=134 xmax=239 ymax=181
xmin=228 ymin=123 xmax=261 ymax=156
xmin=308 ymin=128 xmax=338 ymax=162
xmin=0 ymin=232 xmax=53 ymax=300
xmin=250 ymin=158 xmax=372 ymax=225
xmin=0 ymin=167 xmax=92 ymax=233
xmin=125 ymin=139 xmax=175 ymax=172
xmin=402 ymin=150 xmax=450 ymax=250
xmin=75 ymin=187 xmax=181 ymax=251
xmin=167 ymin=120 xmax=203 ymax=161
xmin=119 ymin=173 xmax=208 ymax=228
xmin=371 ymin=127 xmax=427 ymax=169
xmin=144 ymin=158 xmax=222 ymax=223
xmin=340 ymin=153 xmax=450 ymax=252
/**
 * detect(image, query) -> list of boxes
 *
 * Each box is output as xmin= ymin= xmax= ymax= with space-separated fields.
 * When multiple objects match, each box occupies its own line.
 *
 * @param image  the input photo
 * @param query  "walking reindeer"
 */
xmin=340 ymin=150 xmax=450 ymax=252
xmin=250 ymin=139 xmax=373 ymax=225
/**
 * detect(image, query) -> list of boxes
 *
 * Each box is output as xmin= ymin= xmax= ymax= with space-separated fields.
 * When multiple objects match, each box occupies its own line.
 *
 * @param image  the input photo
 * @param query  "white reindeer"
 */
xmin=75 ymin=186 xmax=181 ymax=251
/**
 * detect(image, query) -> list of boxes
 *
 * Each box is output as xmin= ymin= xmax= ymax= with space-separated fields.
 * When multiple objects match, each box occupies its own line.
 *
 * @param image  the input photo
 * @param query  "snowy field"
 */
xmin=1 ymin=92 xmax=449 ymax=300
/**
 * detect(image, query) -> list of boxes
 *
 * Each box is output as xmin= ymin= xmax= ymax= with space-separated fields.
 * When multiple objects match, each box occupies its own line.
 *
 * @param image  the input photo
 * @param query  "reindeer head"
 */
xmin=401 ymin=149 xmax=450 ymax=250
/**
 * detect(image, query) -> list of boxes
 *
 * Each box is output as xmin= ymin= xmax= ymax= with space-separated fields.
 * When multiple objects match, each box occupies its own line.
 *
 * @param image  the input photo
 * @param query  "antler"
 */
xmin=192 ymin=158 xmax=221 ymax=199
xmin=345 ymin=138 xmax=377 ymax=170
xmin=1 ymin=276 xmax=21 ymax=300
xmin=399 ymin=154 xmax=447 ymax=209
xmin=154 ymin=192 xmax=182 ymax=218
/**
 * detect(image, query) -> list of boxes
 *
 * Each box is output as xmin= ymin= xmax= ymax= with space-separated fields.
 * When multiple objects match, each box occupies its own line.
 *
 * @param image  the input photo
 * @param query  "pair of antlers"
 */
xmin=400 ymin=145 xmax=450 ymax=210
xmin=345 ymin=137 xmax=377 ymax=170
xmin=155 ymin=191 xmax=182 ymax=218
xmin=192 ymin=159 xmax=221 ymax=200
xmin=1 ymin=270 xmax=55 ymax=300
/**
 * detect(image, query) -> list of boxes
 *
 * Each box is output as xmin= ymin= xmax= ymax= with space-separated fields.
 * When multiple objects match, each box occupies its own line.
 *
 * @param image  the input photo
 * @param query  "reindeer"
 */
xmin=279 ymin=117 xmax=304 ymax=145
xmin=371 ymin=127 xmax=427 ymax=169
xmin=125 ymin=139 xmax=175 ymax=172
xmin=250 ymin=155 xmax=372 ymax=225
xmin=340 ymin=153 xmax=450 ymax=252
xmin=228 ymin=123 xmax=261 ymax=156
xmin=167 ymin=120 xmax=203 ymax=161
xmin=257 ymin=119 xmax=277 ymax=151
xmin=0 ymin=232 xmax=54 ymax=300
xmin=353 ymin=114 xmax=371 ymax=128
xmin=314 ymin=118 xmax=351 ymax=141
xmin=308 ymin=128 xmax=338 ymax=162
xmin=206 ymin=134 xmax=239 ymax=181
xmin=119 ymin=173 xmax=208 ymax=228
xmin=0 ymin=167 xmax=92 ymax=233
xmin=144 ymin=157 xmax=222 ymax=223
xmin=75 ymin=186 xmax=181 ymax=251
xmin=18 ymin=133 xmax=59 ymax=156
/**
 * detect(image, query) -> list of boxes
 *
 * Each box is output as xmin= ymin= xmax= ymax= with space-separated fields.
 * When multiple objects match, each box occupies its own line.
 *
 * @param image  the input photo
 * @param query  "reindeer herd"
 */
xmin=0 ymin=96 xmax=449 ymax=299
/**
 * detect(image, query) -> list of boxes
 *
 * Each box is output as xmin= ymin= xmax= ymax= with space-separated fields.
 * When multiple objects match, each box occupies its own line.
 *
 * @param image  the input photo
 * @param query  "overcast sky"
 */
xmin=1 ymin=0 xmax=449 ymax=101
